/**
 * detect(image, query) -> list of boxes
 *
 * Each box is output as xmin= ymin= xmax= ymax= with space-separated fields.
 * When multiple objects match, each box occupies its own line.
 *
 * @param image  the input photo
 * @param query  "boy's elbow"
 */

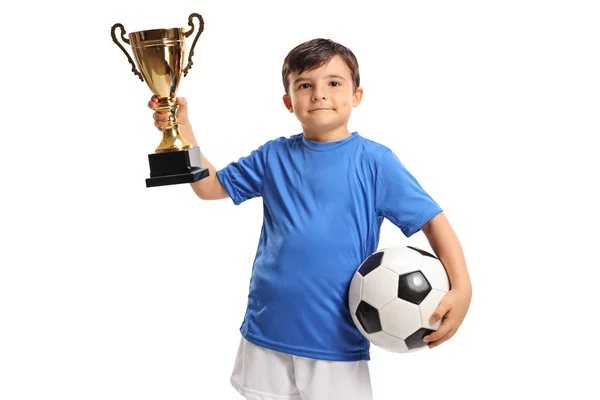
xmin=192 ymin=178 xmax=229 ymax=201
xmin=190 ymin=182 xmax=210 ymax=200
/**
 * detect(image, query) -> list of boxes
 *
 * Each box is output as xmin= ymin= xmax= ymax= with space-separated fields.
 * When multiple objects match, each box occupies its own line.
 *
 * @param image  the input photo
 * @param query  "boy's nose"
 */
xmin=311 ymin=84 xmax=327 ymax=101
xmin=312 ymin=92 xmax=327 ymax=101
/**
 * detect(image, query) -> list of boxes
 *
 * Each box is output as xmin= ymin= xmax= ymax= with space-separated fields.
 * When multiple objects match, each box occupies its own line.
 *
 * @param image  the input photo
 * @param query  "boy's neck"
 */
xmin=302 ymin=126 xmax=352 ymax=143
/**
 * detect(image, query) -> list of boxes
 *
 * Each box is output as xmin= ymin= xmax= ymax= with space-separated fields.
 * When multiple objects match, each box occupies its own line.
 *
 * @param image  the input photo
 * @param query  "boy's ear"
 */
xmin=283 ymin=94 xmax=294 ymax=113
xmin=353 ymin=87 xmax=364 ymax=107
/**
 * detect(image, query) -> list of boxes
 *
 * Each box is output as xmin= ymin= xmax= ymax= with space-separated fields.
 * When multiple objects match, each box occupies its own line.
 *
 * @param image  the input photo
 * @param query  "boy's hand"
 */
xmin=423 ymin=288 xmax=471 ymax=349
xmin=147 ymin=95 xmax=190 ymax=130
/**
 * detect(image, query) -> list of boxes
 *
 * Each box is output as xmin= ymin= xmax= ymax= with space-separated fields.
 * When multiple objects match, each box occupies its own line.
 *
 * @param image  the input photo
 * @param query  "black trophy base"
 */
xmin=145 ymin=146 xmax=210 ymax=188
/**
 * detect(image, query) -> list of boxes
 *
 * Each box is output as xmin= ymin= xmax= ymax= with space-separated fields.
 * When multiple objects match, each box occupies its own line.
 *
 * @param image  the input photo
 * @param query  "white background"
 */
xmin=1 ymin=1 xmax=599 ymax=399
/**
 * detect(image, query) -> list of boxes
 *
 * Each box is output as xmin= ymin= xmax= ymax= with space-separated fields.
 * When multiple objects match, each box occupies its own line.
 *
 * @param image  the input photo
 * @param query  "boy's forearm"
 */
xmin=189 ymin=152 xmax=221 ymax=199
xmin=179 ymin=123 xmax=223 ymax=200
xmin=179 ymin=122 xmax=199 ymax=148
xmin=422 ymin=212 xmax=472 ymax=292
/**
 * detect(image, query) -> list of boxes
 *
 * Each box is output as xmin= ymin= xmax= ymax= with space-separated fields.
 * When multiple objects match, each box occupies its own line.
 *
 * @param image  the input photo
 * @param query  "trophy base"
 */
xmin=145 ymin=166 xmax=209 ymax=187
xmin=145 ymin=146 xmax=210 ymax=188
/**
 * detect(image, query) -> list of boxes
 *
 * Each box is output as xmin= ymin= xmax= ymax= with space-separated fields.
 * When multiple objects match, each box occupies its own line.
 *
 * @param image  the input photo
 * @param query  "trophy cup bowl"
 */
xmin=111 ymin=13 xmax=209 ymax=188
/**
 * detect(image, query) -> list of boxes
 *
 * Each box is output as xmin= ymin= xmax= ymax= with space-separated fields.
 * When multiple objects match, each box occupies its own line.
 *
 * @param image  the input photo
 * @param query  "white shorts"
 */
xmin=230 ymin=336 xmax=373 ymax=400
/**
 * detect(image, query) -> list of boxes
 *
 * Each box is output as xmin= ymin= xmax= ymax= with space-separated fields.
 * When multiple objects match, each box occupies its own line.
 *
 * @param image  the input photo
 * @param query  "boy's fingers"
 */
xmin=148 ymin=96 xmax=160 ymax=109
xmin=427 ymin=328 xmax=457 ymax=349
xmin=429 ymin=301 xmax=451 ymax=324
xmin=423 ymin=319 xmax=452 ymax=343
xmin=153 ymin=112 xmax=168 ymax=121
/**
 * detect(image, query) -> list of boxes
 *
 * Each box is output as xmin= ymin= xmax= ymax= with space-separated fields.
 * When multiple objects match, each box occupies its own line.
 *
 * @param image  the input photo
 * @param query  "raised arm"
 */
xmin=149 ymin=96 xmax=228 ymax=200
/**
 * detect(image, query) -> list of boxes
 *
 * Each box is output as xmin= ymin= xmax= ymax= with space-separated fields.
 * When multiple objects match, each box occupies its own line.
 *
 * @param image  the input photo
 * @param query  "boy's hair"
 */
xmin=282 ymin=38 xmax=360 ymax=94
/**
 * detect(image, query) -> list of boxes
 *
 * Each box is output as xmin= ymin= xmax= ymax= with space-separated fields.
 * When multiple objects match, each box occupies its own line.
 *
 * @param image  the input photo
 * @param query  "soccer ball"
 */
xmin=348 ymin=245 xmax=450 ymax=353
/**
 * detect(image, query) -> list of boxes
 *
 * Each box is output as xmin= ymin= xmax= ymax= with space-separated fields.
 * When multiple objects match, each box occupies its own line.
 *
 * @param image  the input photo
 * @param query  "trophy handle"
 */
xmin=111 ymin=23 xmax=144 ymax=82
xmin=183 ymin=13 xmax=205 ymax=77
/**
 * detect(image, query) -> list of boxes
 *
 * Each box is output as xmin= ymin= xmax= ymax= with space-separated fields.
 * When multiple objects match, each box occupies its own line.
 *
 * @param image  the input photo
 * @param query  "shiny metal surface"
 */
xmin=111 ymin=14 xmax=204 ymax=153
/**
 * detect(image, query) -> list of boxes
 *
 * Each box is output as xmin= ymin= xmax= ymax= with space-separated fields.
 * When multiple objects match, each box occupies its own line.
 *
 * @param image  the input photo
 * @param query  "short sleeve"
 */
xmin=375 ymin=150 xmax=443 ymax=237
xmin=216 ymin=141 xmax=271 ymax=205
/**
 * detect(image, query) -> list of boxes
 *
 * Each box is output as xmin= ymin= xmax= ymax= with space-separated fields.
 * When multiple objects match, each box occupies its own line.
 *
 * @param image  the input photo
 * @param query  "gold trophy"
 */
xmin=111 ymin=13 xmax=209 ymax=188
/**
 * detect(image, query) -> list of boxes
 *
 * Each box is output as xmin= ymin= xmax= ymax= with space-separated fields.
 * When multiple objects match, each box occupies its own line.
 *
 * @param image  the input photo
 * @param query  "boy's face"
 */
xmin=283 ymin=55 xmax=363 ymax=137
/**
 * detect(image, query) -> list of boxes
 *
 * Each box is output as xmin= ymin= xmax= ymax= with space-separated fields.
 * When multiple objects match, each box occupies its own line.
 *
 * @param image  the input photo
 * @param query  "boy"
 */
xmin=149 ymin=38 xmax=472 ymax=400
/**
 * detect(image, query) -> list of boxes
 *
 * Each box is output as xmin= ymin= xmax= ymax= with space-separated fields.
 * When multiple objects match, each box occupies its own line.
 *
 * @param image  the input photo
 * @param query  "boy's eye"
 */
xmin=299 ymin=83 xmax=311 ymax=89
xmin=330 ymin=81 xmax=340 ymax=87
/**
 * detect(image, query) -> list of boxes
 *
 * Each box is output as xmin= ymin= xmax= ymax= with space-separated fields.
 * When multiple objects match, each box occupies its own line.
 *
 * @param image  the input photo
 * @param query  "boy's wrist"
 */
xmin=178 ymin=122 xmax=197 ymax=146
xmin=449 ymin=280 xmax=472 ymax=294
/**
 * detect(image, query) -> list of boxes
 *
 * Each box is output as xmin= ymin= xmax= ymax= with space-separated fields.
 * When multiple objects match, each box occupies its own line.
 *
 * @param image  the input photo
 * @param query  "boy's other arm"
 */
xmin=422 ymin=212 xmax=471 ymax=291
xmin=421 ymin=212 xmax=472 ymax=348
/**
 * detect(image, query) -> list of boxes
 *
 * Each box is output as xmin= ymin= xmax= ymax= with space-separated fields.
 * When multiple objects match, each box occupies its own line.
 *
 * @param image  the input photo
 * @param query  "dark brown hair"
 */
xmin=282 ymin=38 xmax=360 ymax=94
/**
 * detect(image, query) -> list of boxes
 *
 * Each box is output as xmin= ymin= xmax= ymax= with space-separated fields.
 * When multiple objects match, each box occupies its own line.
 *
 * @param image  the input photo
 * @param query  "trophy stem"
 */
xmin=155 ymin=97 xmax=191 ymax=153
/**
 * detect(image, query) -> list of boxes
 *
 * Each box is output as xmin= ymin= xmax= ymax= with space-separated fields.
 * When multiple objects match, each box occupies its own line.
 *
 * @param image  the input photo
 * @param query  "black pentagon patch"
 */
xmin=405 ymin=327 xmax=435 ymax=350
xmin=358 ymin=251 xmax=384 ymax=277
xmin=355 ymin=301 xmax=382 ymax=333
xmin=407 ymin=245 xmax=437 ymax=259
xmin=397 ymin=271 xmax=432 ymax=305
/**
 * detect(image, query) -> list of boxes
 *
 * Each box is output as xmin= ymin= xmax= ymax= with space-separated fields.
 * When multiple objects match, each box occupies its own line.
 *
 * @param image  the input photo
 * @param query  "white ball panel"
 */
xmin=362 ymin=266 xmax=399 ymax=310
xmin=368 ymin=331 xmax=409 ymax=353
xmin=380 ymin=246 xmax=423 ymax=276
xmin=379 ymin=298 xmax=422 ymax=340
xmin=420 ymin=256 xmax=450 ymax=292
xmin=348 ymin=272 xmax=370 ymax=339
xmin=348 ymin=271 xmax=363 ymax=314
xmin=418 ymin=289 xmax=446 ymax=331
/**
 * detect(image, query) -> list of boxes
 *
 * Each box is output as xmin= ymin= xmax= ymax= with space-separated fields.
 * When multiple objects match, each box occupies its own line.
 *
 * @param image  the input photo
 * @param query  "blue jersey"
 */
xmin=216 ymin=132 xmax=442 ymax=361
